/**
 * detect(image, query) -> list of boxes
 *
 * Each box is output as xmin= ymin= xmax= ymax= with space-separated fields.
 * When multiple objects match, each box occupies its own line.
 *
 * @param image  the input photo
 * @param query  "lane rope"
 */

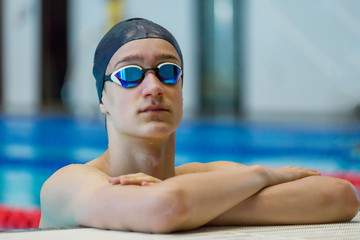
xmin=0 ymin=205 xmax=40 ymax=230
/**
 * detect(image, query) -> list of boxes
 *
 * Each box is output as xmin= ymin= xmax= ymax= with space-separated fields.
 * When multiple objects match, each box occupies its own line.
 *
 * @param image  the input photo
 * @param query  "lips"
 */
xmin=140 ymin=105 xmax=170 ymax=113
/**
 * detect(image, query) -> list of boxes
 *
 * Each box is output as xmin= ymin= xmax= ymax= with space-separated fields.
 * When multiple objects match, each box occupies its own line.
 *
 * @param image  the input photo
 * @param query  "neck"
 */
xmin=103 ymin=125 xmax=176 ymax=180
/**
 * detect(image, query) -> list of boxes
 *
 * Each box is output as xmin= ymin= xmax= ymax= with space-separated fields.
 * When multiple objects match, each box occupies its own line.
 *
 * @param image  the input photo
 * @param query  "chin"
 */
xmin=139 ymin=122 xmax=176 ymax=139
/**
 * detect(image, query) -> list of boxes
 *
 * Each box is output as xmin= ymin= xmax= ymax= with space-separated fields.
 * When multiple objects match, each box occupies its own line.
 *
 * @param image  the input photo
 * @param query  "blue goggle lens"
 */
xmin=158 ymin=64 xmax=181 ymax=84
xmin=114 ymin=67 xmax=143 ymax=88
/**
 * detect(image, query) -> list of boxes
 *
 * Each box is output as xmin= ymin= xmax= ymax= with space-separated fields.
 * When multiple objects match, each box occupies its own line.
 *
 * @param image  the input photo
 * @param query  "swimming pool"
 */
xmin=1 ymin=115 xmax=360 ymax=210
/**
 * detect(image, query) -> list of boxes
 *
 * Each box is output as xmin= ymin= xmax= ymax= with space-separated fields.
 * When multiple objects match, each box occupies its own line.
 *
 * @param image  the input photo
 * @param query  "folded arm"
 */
xmin=40 ymin=163 xmax=318 ymax=233
xmin=177 ymin=161 xmax=360 ymax=225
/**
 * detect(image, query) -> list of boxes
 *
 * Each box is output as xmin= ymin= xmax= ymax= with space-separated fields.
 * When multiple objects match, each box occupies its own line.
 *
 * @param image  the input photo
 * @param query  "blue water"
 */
xmin=1 ymin=115 xmax=360 ymax=208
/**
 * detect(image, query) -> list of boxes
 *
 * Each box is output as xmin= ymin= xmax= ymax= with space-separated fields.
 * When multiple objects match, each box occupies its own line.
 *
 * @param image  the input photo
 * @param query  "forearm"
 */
xmin=159 ymin=166 xmax=269 ymax=230
xmin=208 ymin=176 xmax=360 ymax=225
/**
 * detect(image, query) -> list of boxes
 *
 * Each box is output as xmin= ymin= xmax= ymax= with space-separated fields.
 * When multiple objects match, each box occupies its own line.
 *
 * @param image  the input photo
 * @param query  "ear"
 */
xmin=99 ymin=101 xmax=109 ymax=114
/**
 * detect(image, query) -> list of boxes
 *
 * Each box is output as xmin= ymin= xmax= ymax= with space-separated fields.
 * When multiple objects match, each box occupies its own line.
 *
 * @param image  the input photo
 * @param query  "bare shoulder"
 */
xmin=175 ymin=161 xmax=247 ymax=175
xmin=39 ymin=164 xmax=108 ymax=228
xmin=175 ymin=162 xmax=206 ymax=175
xmin=39 ymin=163 xmax=177 ymax=232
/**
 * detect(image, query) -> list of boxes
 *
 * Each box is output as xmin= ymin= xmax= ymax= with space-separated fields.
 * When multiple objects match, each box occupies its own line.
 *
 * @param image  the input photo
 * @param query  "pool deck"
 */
xmin=1 ymin=211 xmax=359 ymax=240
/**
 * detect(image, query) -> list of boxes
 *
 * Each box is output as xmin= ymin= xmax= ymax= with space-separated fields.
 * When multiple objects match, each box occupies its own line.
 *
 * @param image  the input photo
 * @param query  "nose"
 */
xmin=141 ymin=71 xmax=165 ymax=98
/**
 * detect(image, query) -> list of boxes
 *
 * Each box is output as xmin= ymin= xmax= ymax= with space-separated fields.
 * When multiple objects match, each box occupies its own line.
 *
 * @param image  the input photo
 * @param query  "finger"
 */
xmin=125 ymin=175 xmax=161 ymax=183
xmin=126 ymin=177 xmax=161 ymax=185
xmin=309 ymin=170 xmax=321 ymax=175
xmin=121 ymin=173 xmax=148 ymax=178
xmin=146 ymin=177 xmax=161 ymax=183
xmin=141 ymin=181 xmax=156 ymax=186
xmin=301 ymin=167 xmax=321 ymax=174
xmin=285 ymin=166 xmax=321 ymax=175
xmin=119 ymin=178 xmax=143 ymax=185
xmin=299 ymin=169 xmax=321 ymax=177
xmin=119 ymin=177 xmax=158 ymax=185
xmin=108 ymin=177 xmax=121 ymax=185
xmin=109 ymin=173 xmax=162 ymax=185
xmin=108 ymin=176 xmax=140 ymax=185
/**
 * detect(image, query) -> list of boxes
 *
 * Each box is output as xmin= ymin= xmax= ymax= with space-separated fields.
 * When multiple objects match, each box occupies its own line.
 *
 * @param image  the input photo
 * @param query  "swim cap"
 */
xmin=93 ymin=18 xmax=183 ymax=102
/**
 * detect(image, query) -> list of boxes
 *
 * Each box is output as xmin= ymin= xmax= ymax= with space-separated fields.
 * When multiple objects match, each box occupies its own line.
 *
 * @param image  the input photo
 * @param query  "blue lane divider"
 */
xmin=0 ymin=115 xmax=359 ymax=169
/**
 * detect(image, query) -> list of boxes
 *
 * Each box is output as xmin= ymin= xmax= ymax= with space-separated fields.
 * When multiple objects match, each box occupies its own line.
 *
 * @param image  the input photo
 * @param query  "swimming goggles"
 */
xmin=104 ymin=62 xmax=182 ymax=88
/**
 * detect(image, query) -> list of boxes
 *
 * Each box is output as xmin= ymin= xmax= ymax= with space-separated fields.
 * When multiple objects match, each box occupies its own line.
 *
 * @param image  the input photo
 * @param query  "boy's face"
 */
xmin=101 ymin=38 xmax=183 ymax=139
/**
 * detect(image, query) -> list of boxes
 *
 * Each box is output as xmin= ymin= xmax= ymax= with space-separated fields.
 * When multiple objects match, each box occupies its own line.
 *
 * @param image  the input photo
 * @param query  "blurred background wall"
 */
xmin=1 ymin=0 xmax=360 ymax=123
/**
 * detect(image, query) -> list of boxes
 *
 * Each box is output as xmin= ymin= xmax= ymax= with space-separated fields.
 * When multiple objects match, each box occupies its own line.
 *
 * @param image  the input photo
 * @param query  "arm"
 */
xmin=40 ymin=164 xmax=318 ymax=233
xmin=177 ymin=161 xmax=360 ymax=225
xmin=40 ymin=164 xmax=184 ymax=232
xmin=208 ymin=175 xmax=360 ymax=225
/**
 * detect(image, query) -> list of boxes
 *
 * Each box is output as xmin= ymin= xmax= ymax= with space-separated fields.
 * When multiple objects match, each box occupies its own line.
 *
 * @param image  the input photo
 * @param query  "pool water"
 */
xmin=1 ymin=115 xmax=360 ymax=208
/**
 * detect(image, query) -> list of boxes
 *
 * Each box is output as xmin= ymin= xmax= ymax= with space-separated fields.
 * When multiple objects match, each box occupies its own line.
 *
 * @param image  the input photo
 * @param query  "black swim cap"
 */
xmin=93 ymin=18 xmax=183 ymax=102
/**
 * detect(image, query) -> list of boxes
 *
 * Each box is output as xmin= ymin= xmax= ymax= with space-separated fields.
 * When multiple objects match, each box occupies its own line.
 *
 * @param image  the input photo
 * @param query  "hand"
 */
xmin=108 ymin=173 xmax=162 ymax=186
xmin=262 ymin=165 xmax=321 ymax=186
